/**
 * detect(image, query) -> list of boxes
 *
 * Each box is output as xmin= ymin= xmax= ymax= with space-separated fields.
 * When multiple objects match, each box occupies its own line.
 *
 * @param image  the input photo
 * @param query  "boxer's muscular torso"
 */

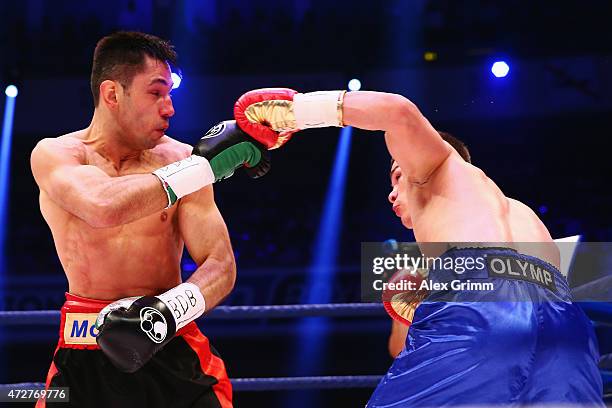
xmin=407 ymin=153 xmax=560 ymax=267
xmin=37 ymin=130 xmax=192 ymax=300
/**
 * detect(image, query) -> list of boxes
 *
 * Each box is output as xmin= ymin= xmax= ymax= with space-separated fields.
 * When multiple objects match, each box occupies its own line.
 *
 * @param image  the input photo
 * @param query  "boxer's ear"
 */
xmin=100 ymin=80 xmax=119 ymax=109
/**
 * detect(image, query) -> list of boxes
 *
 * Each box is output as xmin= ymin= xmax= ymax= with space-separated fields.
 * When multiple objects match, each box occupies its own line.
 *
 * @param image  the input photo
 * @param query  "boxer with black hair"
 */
xmin=31 ymin=32 xmax=268 ymax=408
xmin=234 ymin=88 xmax=604 ymax=407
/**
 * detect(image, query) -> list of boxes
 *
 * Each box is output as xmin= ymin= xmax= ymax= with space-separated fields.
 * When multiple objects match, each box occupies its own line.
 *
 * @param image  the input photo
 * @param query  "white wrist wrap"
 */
xmin=293 ymin=90 xmax=346 ymax=129
xmin=159 ymin=283 xmax=206 ymax=330
xmin=153 ymin=155 xmax=215 ymax=208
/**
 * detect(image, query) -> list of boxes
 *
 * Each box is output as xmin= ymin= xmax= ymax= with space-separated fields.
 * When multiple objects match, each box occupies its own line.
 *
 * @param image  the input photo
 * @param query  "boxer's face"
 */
xmin=389 ymin=161 xmax=413 ymax=229
xmin=116 ymin=56 xmax=175 ymax=150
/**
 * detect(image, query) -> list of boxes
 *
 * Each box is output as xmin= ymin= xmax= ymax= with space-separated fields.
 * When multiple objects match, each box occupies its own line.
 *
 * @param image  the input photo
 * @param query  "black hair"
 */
xmin=90 ymin=31 xmax=177 ymax=106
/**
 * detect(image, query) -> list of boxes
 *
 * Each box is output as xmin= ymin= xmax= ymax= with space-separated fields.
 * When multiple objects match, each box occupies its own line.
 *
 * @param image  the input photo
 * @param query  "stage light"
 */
xmin=171 ymin=72 xmax=182 ymax=89
xmin=290 ymin=126 xmax=353 ymax=407
xmin=424 ymin=51 xmax=437 ymax=62
xmin=348 ymin=78 xmax=361 ymax=91
xmin=1 ymin=82 xmax=18 ymax=279
xmin=5 ymin=85 xmax=18 ymax=98
xmin=491 ymin=61 xmax=510 ymax=78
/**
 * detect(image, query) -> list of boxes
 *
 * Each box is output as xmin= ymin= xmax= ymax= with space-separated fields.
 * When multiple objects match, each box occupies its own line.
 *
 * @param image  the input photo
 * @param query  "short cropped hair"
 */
xmin=437 ymin=131 xmax=471 ymax=163
xmin=90 ymin=31 xmax=177 ymax=106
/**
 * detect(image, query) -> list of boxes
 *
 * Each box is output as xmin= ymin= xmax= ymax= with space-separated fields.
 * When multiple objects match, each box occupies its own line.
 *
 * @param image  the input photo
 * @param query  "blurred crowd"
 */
xmin=3 ymin=0 xmax=611 ymax=80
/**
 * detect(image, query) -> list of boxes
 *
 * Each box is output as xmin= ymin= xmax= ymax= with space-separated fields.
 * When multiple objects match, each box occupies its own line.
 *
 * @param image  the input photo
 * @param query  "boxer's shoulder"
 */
xmin=506 ymin=198 xmax=556 ymax=246
xmin=151 ymin=135 xmax=192 ymax=164
xmin=32 ymin=131 xmax=88 ymax=164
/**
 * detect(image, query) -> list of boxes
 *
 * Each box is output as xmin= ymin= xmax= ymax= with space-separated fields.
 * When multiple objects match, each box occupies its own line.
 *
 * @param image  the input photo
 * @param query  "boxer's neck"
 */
xmin=85 ymin=109 xmax=144 ymax=169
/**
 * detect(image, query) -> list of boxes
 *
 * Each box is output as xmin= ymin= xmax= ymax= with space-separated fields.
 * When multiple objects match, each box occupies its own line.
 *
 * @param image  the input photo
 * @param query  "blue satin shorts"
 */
xmin=368 ymin=247 xmax=604 ymax=407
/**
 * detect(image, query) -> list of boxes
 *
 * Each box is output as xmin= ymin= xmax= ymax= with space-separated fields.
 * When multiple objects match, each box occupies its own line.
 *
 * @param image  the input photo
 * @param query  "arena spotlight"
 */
xmin=306 ymin=125 xmax=352 ymax=305
xmin=289 ymin=126 xmax=353 ymax=407
xmin=1 ymin=83 xmax=18 ymax=279
xmin=5 ymin=85 xmax=18 ymax=98
xmin=171 ymin=72 xmax=182 ymax=89
xmin=491 ymin=61 xmax=510 ymax=78
xmin=348 ymin=78 xmax=361 ymax=91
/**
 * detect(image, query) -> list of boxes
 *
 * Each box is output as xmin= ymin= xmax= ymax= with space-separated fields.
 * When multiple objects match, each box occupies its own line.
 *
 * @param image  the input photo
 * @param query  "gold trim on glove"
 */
xmin=244 ymin=100 xmax=299 ymax=132
xmin=389 ymin=289 xmax=428 ymax=322
xmin=337 ymin=90 xmax=347 ymax=127
xmin=388 ymin=267 xmax=429 ymax=322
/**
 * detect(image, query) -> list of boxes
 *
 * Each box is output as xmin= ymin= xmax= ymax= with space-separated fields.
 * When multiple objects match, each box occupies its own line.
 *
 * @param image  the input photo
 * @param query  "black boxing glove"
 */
xmin=192 ymin=120 xmax=271 ymax=181
xmin=152 ymin=120 xmax=270 ymax=208
xmin=95 ymin=283 xmax=205 ymax=373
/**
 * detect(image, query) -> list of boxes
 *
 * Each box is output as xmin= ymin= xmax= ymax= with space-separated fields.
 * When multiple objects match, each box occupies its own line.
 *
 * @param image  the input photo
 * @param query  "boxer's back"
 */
xmin=410 ymin=153 xmax=559 ymax=267
xmin=36 ymin=131 xmax=191 ymax=300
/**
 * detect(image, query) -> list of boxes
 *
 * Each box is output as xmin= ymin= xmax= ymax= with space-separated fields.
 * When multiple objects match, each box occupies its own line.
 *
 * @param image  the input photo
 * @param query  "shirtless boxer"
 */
xmin=231 ymin=89 xmax=604 ymax=406
xmin=30 ymin=32 xmax=269 ymax=408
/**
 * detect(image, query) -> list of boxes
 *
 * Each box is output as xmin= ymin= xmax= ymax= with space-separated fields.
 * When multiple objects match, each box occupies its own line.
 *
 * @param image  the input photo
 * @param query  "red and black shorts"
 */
xmin=36 ymin=293 xmax=232 ymax=408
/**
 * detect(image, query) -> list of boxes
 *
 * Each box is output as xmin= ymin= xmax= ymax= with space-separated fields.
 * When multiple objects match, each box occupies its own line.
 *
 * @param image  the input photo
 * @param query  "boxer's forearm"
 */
xmin=187 ymin=255 xmax=236 ymax=309
xmin=178 ymin=186 xmax=236 ymax=309
xmin=85 ymin=153 xmax=216 ymax=227
xmin=79 ymin=173 xmax=168 ymax=228
xmin=388 ymin=320 xmax=409 ymax=358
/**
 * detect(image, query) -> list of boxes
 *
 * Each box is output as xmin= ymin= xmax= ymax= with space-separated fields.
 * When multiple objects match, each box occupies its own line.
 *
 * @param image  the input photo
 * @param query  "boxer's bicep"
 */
xmin=343 ymin=91 xmax=451 ymax=183
xmin=385 ymin=119 xmax=452 ymax=184
xmin=178 ymin=186 xmax=236 ymax=307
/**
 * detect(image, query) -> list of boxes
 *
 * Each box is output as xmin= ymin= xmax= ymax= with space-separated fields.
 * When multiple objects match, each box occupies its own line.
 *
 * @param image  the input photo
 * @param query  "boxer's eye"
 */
xmin=392 ymin=173 xmax=400 ymax=185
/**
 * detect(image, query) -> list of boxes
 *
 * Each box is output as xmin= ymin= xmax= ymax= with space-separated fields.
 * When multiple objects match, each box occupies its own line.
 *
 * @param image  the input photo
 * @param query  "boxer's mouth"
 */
xmin=392 ymin=205 xmax=402 ymax=216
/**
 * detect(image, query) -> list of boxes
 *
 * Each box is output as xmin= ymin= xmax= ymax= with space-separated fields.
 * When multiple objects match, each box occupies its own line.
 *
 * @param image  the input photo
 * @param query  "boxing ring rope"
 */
xmin=0 ymin=376 xmax=383 ymax=393
xmin=0 ymin=303 xmax=611 ymax=392
xmin=0 ymin=303 xmax=385 ymax=325
xmin=0 ymin=304 xmax=389 ymax=393
xmin=0 ymin=302 xmax=610 ymax=326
